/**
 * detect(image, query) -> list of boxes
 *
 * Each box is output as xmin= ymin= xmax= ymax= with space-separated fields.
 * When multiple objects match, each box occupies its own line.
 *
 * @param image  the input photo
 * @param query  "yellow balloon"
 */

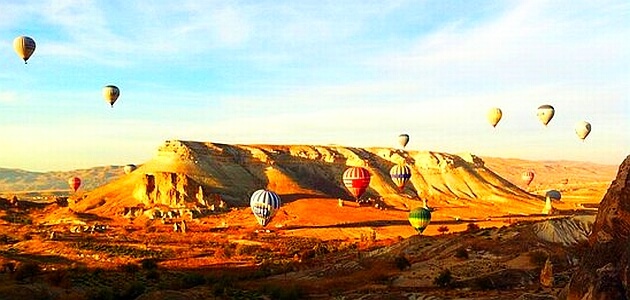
xmin=487 ymin=107 xmax=502 ymax=127
xmin=102 ymin=85 xmax=120 ymax=107
xmin=13 ymin=36 xmax=36 ymax=64
xmin=537 ymin=105 xmax=555 ymax=126
xmin=575 ymin=121 xmax=591 ymax=141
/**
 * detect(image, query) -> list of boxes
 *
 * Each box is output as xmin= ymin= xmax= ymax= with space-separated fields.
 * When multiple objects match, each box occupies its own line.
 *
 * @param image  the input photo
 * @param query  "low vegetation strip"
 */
xmin=73 ymin=241 xmax=172 ymax=259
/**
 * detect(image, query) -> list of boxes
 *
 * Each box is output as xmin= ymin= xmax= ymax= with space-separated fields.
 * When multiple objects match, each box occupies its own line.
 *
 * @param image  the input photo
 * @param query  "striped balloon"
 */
xmin=68 ymin=177 xmax=81 ymax=192
xmin=13 ymin=36 xmax=36 ymax=64
xmin=409 ymin=207 xmax=431 ymax=234
xmin=250 ymin=189 xmax=281 ymax=227
xmin=342 ymin=167 xmax=371 ymax=199
xmin=390 ymin=164 xmax=412 ymax=190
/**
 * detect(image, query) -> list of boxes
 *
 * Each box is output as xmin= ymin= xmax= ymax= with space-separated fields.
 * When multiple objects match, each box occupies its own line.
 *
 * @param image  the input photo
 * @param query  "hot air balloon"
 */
xmin=124 ymin=164 xmax=137 ymax=174
xmin=521 ymin=170 xmax=535 ymax=186
xmin=250 ymin=189 xmax=281 ymax=227
xmin=409 ymin=207 xmax=431 ymax=234
xmin=103 ymin=85 xmax=120 ymax=107
xmin=13 ymin=36 xmax=36 ymax=64
xmin=398 ymin=134 xmax=410 ymax=148
xmin=545 ymin=190 xmax=561 ymax=201
xmin=575 ymin=121 xmax=591 ymax=141
xmin=487 ymin=107 xmax=503 ymax=128
xmin=68 ymin=177 xmax=81 ymax=192
xmin=390 ymin=164 xmax=411 ymax=190
xmin=537 ymin=105 xmax=555 ymax=126
xmin=343 ymin=167 xmax=371 ymax=199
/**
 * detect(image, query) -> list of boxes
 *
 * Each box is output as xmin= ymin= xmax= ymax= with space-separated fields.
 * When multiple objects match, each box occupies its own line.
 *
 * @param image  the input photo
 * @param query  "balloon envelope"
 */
xmin=124 ymin=164 xmax=137 ymax=174
xmin=546 ymin=190 xmax=561 ymax=201
xmin=536 ymin=105 xmax=555 ymax=126
xmin=250 ymin=189 xmax=281 ymax=227
xmin=521 ymin=170 xmax=535 ymax=186
xmin=487 ymin=107 xmax=503 ymax=127
xmin=13 ymin=36 xmax=36 ymax=63
xmin=390 ymin=164 xmax=412 ymax=190
xmin=343 ymin=167 xmax=371 ymax=199
xmin=398 ymin=134 xmax=410 ymax=148
xmin=409 ymin=207 xmax=431 ymax=233
xmin=575 ymin=121 xmax=591 ymax=140
xmin=103 ymin=85 xmax=120 ymax=107
xmin=68 ymin=177 xmax=81 ymax=192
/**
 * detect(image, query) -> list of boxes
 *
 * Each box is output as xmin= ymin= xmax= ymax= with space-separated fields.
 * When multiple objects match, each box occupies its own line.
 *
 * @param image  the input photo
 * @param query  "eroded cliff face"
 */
xmin=564 ymin=155 xmax=630 ymax=300
xmin=132 ymin=172 xmax=205 ymax=208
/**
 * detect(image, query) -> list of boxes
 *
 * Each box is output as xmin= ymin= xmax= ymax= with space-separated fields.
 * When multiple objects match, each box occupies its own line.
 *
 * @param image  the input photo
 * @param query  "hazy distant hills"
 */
xmin=0 ymin=166 xmax=124 ymax=193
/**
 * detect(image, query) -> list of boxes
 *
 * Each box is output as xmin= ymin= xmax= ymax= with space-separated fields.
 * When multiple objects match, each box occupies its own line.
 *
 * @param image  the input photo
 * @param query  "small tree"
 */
xmin=466 ymin=223 xmax=480 ymax=233
xmin=437 ymin=226 xmax=450 ymax=235
xmin=433 ymin=269 xmax=453 ymax=288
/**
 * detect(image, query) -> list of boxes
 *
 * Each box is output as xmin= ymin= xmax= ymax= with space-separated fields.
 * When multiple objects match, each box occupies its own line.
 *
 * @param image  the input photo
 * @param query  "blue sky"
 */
xmin=0 ymin=0 xmax=628 ymax=171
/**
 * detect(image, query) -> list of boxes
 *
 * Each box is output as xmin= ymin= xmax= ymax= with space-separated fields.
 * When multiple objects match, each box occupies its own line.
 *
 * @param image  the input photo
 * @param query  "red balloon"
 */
xmin=343 ymin=167 xmax=371 ymax=199
xmin=521 ymin=170 xmax=535 ymax=186
xmin=68 ymin=177 xmax=81 ymax=192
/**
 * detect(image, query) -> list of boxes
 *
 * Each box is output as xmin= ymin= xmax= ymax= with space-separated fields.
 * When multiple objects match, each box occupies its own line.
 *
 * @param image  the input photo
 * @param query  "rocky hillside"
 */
xmin=564 ymin=154 xmax=630 ymax=299
xmin=66 ymin=140 xmax=550 ymax=217
xmin=0 ymin=166 xmax=124 ymax=193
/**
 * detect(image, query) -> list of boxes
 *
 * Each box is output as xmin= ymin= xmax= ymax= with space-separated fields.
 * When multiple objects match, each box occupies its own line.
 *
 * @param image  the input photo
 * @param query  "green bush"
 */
xmin=433 ymin=269 xmax=453 ymax=288
xmin=140 ymin=258 xmax=158 ymax=271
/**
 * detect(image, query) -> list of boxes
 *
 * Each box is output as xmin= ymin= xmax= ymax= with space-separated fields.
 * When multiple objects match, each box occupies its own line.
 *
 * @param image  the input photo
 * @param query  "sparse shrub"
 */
xmin=13 ymin=262 xmax=41 ymax=282
xmin=146 ymin=270 xmax=160 ymax=281
xmin=235 ymin=243 xmax=262 ymax=256
xmin=119 ymin=263 xmax=140 ymax=274
xmin=437 ymin=226 xmax=450 ymax=235
xmin=22 ymin=233 xmax=32 ymax=241
xmin=394 ymin=255 xmax=411 ymax=270
xmin=181 ymin=272 xmax=206 ymax=289
xmin=0 ymin=234 xmax=19 ymax=244
xmin=529 ymin=250 xmax=549 ymax=267
xmin=120 ymin=281 xmax=146 ymax=300
xmin=454 ymin=248 xmax=469 ymax=259
xmin=466 ymin=223 xmax=480 ymax=233
xmin=260 ymin=283 xmax=305 ymax=300
xmin=313 ymin=243 xmax=330 ymax=256
xmin=46 ymin=269 xmax=72 ymax=288
xmin=88 ymin=286 xmax=115 ymax=300
xmin=472 ymin=277 xmax=495 ymax=290
xmin=140 ymin=258 xmax=158 ymax=271
xmin=433 ymin=269 xmax=453 ymax=288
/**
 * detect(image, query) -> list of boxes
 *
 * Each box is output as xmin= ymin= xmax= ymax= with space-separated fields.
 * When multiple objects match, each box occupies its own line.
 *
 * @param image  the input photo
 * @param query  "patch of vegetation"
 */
xmin=119 ymin=281 xmax=146 ymax=300
xmin=118 ymin=263 xmax=140 ymax=274
xmin=437 ymin=225 xmax=450 ymax=235
xmin=235 ymin=243 xmax=262 ymax=256
xmin=454 ymin=247 xmax=469 ymax=259
xmin=45 ymin=269 xmax=73 ymax=288
xmin=181 ymin=272 xmax=206 ymax=289
xmin=140 ymin=258 xmax=159 ymax=271
xmin=394 ymin=255 xmax=411 ymax=270
xmin=1 ymin=212 xmax=32 ymax=224
xmin=0 ymin=234 xmax=20 ymax=244
xmin=528 ymin=249 xmax=549 ymax=267
xmin=433 ymin=269 xmax=454 ymax=288
xmin=466 ymin=223 xmax=480 ymax=233
xmin=260 ymin=283 xmax=306 ymax=300
xmin=12 ymin=262 xmax=41 ymax=282
xmin=73 ymin=241 xmax=171 ymax=258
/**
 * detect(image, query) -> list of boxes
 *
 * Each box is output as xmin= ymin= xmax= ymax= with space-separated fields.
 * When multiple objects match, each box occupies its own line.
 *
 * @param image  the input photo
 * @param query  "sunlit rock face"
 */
xmin=564 ymin=155 xmax=630 ymax=300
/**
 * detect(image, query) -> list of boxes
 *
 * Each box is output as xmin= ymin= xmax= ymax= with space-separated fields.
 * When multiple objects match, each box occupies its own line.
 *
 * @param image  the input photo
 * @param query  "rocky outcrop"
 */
xmin=132 ymin=172 xmax=205 ymax=208
xmin=564 ymin=155 xmax=630 ymax=299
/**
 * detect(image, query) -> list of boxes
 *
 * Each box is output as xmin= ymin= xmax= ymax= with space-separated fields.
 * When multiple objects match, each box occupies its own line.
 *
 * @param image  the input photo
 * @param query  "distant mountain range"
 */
xmin=0 ymin=166 xmax=124 ymax=194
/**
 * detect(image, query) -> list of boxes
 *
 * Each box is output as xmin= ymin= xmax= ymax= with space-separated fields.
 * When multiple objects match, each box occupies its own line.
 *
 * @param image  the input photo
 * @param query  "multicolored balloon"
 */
xmin=342 ymin=167 xmax=371 ymax=199
xmin=250 ymin=189 xmax=281 ymax=227
xmin=390 ymin=164 xmax=412 ymax=190
xmin=537 ymin=104 xmax=555 ymax=126
xmin=487 ymin=107 xmax=503 ymax=128
xmin=103 ymin=85 xmax=120 ymax=107
xmin=545 ymin=190 xmax=561 ymax=201
xmin=398 ymin=134 xmax=410 ymax=148
xmin=575 ymin=121 xmax=591 ymax=141
xmin=13 ymin=36 xmax=36 ymax=64
xmin=521 ymin=170 xmax=535 ymax=186
xmin=68 ymin=177 xmax=81 ymax=192
xmin=409 ymin=207 xmax=431 ymax=234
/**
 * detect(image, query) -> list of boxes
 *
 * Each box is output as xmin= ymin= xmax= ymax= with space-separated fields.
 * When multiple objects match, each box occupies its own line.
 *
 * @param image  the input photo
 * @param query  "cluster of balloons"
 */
xmin=13 ymin=36 xmax=121 ymax=108
xmin=486 ymin=105 xmax=592 ymax=141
